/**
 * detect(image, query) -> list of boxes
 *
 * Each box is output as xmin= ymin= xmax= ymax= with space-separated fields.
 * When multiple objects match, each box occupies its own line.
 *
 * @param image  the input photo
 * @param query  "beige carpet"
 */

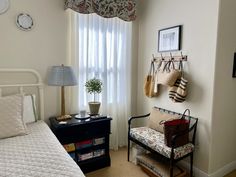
xmin=85 ymin=148 xmax=235 ymax=177
xmin=225 ymin=170 xmax=236 ymax=177
xmin=86 ymin=148 xmax=148 ymax=177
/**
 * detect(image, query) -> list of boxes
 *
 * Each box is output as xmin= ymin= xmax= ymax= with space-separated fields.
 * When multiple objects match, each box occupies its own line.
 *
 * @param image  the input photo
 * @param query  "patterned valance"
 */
xmin=65 ymin=0 xmax=136 ymax=22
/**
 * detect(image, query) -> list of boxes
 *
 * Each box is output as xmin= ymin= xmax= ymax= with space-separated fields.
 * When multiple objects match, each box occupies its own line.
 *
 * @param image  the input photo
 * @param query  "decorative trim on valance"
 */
xmin=65 ymin=0 xmax=136 ymax=22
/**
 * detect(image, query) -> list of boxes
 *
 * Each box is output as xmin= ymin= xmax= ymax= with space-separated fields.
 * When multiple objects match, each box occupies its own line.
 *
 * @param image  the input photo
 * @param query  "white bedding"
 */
xmin=0 ymin=121 xmax=85 ymax=177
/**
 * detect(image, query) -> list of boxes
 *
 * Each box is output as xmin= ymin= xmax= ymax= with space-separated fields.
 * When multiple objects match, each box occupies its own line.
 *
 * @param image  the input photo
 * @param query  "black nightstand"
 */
xmin=49 ymin=115 xmax=112 ymax=173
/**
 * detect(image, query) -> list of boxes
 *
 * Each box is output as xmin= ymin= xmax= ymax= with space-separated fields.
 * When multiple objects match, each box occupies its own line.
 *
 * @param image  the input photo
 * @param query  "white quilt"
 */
xmin=0 ymin=121 xmax=85 ymax=177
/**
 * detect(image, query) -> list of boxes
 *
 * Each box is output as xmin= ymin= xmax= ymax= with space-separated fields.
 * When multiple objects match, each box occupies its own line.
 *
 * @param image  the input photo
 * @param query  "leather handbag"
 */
xmin=160 ymin=109 xmax=190 ymax=148
xmin=144 ymin=61 xmax=158 ymax=97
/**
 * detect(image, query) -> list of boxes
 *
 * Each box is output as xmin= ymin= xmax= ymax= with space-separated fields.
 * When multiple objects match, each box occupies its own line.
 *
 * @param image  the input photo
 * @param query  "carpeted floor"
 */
xmin=86 ymin=148 xmax=148 ymax=177
xmin=85 ymin=148 xmax=235 ymax=177
xmin=225 ymin=170 xmax=236 ymax=177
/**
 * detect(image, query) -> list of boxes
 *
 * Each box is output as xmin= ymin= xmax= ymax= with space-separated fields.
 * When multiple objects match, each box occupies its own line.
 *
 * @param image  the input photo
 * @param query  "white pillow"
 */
xmin=0 ymin=94 xmax=28 ymax=139
xmin=23 ymin=94 xmax=37 ymax=123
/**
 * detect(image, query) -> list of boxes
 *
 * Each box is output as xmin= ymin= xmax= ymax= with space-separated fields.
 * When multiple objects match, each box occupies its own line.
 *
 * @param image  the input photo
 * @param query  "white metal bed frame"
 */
xmin=0 ymin=69 xmax=44 ymax=120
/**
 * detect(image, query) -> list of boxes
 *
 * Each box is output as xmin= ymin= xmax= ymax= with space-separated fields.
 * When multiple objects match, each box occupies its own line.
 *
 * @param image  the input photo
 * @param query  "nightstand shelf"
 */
xmin=49 ymin=116 xmax=112 ymax=173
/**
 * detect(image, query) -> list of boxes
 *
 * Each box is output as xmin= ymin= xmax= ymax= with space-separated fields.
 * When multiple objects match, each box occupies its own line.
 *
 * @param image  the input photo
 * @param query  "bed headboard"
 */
xmin=0 ymin=68 xmax=44 ymax=120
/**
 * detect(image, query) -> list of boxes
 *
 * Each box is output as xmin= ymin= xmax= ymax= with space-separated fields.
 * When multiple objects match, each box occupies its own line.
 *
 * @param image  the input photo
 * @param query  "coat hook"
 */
xmin=152 ymin=54 xmax=155 ymax=61
xmin=180 ymin=51 xmax=187 ymax=61
xmin=170 ymin=52 xmax=174 ymax=60
xmin=161 ymin=53 xmax=164 ymax=60
xmin=181 ymin=52 xmax=184 ymax=60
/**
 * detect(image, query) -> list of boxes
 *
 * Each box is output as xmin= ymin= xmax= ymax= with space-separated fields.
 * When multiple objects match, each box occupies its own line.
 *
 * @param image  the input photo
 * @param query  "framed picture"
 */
xmin=158 ymin=25 xmax=182 ymax=52
xmin=232 ymin=53 xmax=236 ymax=78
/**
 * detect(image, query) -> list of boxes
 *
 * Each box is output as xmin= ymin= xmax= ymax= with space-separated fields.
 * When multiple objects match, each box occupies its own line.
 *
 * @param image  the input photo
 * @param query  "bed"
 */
xmin=0 ymin=69 xmax=85 ymax=177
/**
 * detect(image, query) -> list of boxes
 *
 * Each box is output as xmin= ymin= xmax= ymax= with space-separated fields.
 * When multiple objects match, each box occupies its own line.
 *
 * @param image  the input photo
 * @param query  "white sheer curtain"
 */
xmin=69 ymin=13 xmax=132 ymax=150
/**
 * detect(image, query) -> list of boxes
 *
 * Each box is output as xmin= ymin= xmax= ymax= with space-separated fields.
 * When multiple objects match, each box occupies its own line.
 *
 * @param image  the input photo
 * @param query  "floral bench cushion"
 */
xmin=130 ymin=127 xmax=194 ymax=159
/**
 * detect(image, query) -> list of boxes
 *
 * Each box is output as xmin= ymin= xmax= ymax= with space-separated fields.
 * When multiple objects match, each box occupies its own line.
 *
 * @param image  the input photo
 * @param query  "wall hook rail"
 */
xmin=152 ymin=52 xmax=188 ymax=62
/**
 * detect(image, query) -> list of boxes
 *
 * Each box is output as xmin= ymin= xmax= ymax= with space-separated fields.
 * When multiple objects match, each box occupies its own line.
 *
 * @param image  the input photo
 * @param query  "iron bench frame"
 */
xmin=128 ymin=107 xmax=198 ymax=177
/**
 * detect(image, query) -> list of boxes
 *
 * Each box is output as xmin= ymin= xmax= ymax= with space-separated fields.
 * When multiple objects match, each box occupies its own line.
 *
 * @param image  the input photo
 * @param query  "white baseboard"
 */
xmin=179 ymin=161 xmax=208 ymax=177
xmin=209 ymin=160 xmax=236 ymax=177
xmin=180 ymin=160 xmax=236 ymax=177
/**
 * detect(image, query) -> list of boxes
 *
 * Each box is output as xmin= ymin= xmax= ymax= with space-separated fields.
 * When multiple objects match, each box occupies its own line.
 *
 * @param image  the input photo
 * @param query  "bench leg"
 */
xmin=190 ymin=152 xmax=194 ymax=177
xmin=128 ymin=138 xmax=130 ymax=161
xmin=170 ymin=159 xmax=174 ymax=177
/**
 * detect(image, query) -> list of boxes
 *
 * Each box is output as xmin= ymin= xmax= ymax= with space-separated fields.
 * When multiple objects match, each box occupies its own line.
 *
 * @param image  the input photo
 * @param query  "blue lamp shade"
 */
xmin=48 ymin=65 xmax=77 ymax=86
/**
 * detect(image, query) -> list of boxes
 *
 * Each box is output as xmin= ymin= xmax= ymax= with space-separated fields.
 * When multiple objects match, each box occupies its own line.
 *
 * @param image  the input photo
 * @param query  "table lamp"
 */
xmin=48 ymin=64 xmax=77 ymax=121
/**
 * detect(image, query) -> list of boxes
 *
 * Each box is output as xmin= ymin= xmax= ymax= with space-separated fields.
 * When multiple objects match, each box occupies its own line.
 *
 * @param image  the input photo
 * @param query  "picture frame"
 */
xmin=232 ymin=53 xmax=236 ymax=78
xmin=158 ymin=25 xmax=182 ymax=52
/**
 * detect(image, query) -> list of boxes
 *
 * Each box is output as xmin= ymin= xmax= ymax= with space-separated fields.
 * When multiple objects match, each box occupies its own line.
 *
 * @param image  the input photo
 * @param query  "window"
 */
xmin=72 ymin=13 xmax=132 ymax=149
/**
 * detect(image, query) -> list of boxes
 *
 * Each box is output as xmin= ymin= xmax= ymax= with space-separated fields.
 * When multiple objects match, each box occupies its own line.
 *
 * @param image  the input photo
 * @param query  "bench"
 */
xmin=128 ymin=107 xmax=198 ymax=177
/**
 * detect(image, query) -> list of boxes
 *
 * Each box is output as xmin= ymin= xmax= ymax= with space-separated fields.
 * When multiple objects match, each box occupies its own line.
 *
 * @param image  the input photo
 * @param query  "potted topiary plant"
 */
xmin=85 ymin=78 xmax=102 ymax=115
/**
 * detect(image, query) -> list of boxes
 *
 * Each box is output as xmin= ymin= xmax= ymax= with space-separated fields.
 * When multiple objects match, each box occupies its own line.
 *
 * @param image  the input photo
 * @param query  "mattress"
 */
xmin=0 ymin=121 xmax=85 ymax=177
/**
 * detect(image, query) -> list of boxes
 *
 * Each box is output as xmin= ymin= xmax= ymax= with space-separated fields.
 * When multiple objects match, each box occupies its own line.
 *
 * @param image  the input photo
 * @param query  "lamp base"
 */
xmin=56 ymin=114 xmax=72 ymax=121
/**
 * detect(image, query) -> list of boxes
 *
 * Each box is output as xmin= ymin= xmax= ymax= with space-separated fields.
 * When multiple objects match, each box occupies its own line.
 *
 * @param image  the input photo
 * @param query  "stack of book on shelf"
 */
xmin=93 ymin=149 xmax=105 ymax=157
xmin=93 ymin=137 xmax=105 ymax=145
xmin=78 ymin=152 xmax=93 ymax=161
xmin=69 ymin=152 xmax=76 ymax=160
xmin=63 ymin=143 xmax=75 ymax=152
xmin=62 ymin=137 xmax=106 ymax=162
xmin=76 ymin=140 xmax=93 ymax=149
xmin=78 ymin=149 xmax=106 ymax=161
xmin=63 ymin=143 xmax=76 ymax=160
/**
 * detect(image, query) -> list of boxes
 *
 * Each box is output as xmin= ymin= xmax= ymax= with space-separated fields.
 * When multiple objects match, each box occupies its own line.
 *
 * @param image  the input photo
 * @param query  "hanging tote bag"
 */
xmin=160 ymin=109 xmax=190 ymax=148
xmin=144 ymin=61 xmax=158 ymax=98
xmin=157 ymin=60 xmax=181 ymax=87
xmin=169 ymin=61 xmax=188 ymax=103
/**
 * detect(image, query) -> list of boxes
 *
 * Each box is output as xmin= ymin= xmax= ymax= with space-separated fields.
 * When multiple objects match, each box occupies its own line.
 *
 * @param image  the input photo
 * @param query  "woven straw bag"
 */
xmin=157 ymin=60 xmax=181 ymax=87
xmin=144 ymin=61 xmax=159 ymax=98
xmin=169 ymin=61 xmax=188 ymax=103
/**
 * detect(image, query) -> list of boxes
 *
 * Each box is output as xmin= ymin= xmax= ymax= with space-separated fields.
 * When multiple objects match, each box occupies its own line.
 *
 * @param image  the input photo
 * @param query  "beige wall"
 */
xmin=0 ymin=0 xmax=69 ymax=120
xmin=131 ymin=11 xmax=140 ymax=116
xmin=210 ymin=0 xmax=236 ymax=173
xmin=0 ymin=0 xmax=139 ymax=119
xmin=136 ymin=0 xmax=219 ymax=173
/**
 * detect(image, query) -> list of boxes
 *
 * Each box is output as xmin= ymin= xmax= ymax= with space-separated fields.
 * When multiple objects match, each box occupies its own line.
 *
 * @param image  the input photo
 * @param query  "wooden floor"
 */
xmin=85 ymin=148 xmax=236 ymax=177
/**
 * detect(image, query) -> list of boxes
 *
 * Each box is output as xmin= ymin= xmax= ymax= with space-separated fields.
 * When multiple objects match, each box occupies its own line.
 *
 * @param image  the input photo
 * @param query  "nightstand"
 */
xmin=49 ymin=115 xmax=112 ymax=173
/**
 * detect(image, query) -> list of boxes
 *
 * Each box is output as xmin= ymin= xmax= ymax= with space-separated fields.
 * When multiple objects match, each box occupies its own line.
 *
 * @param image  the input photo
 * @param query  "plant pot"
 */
xmin=88 ymin=102 xmax=101 ymax=115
